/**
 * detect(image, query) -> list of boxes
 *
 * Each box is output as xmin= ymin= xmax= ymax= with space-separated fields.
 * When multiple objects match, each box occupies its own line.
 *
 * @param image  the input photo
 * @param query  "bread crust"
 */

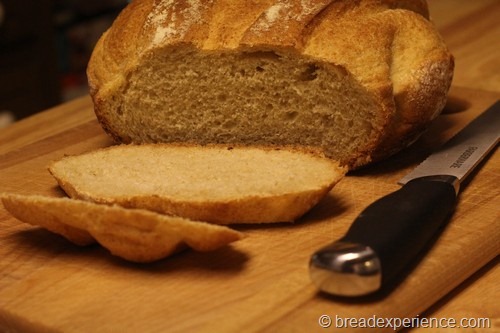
xmin=87 ymin=0 xmax=453 ymax=168
xmin=1 ymin=193 xmax=243 ymax=263
xmin=48 ymin=143 xmax=346 ymax=224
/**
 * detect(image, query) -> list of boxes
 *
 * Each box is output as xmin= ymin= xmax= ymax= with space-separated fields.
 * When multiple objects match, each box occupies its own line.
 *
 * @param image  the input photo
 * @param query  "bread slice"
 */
xmin=49 ymin=144 xmax=346 ymax=224
xmin=1 ymin=194 xmax=95 ymax=246
xmin=1 ymin=193 xmax=243 ymax=263
xmin=87 ymin=0 xmax=453 ymax=169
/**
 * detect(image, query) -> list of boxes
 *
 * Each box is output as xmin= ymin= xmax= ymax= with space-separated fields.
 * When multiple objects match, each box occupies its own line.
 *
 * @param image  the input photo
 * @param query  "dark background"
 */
xmin=0 ymin=0 xmax=128 ymax=122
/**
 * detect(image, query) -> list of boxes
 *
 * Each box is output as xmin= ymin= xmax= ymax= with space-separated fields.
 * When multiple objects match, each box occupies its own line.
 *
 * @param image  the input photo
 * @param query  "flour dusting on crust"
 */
xmin=251 ymin=2 xmax=291 ymax=33
xmin=146 ymin=0 xmax=209 ymax=46
xmin=250 ymin=0 xmax=333 ymax=33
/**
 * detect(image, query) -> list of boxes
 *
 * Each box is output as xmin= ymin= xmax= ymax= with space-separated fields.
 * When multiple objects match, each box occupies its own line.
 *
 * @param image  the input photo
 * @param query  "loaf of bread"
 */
xmin=48 ymin=144 xmax=346 ymax=224
xmin=87 ymin=0 xmax=453 ymax=169
xmin=1 ymin=193 xmax=243 ymax=263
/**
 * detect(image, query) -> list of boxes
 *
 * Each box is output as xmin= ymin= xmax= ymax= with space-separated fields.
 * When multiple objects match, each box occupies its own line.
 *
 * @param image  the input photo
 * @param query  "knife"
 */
xmin=309 ymin=100 xmax=500 ymax=297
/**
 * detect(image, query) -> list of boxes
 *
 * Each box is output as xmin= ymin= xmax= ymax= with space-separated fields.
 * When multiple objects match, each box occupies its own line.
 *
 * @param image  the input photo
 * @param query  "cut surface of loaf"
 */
xmin=88 ymin=0 xmax=453 ymax=169
xmin=0 ymin=193 xmax=243 ymax=263
xmin=48 ymin=144 xmax=346 ymax=224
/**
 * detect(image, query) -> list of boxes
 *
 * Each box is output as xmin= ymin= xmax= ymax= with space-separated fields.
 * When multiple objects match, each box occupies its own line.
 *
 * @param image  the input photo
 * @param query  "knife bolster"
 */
xmin=309 ymin=241 xmax=382 ymax=296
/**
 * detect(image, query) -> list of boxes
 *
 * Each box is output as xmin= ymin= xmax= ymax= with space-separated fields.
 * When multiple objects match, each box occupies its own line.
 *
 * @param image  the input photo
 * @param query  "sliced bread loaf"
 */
xmin=87 ymin=0 xmax=453 ymax=169
xmin=1 ymin=193 xmax=243 ymax=263
xmin=48 ymin=144 xmax=346 ymax=224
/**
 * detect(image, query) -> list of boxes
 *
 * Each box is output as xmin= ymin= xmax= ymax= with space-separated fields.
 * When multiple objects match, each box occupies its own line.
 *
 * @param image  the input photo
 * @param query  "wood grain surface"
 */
xmin=1 ymin=1 xmax=499 ymax=332
xmin=408 ymin=1 xmax=500 ymax=332
xmin=0 ymin=87 xmax=497 ymax=333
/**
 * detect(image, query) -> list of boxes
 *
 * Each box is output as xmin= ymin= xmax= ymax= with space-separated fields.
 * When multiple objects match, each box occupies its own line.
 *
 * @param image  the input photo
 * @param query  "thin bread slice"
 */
xmin=1 ymin=194 xmax=95 ymax=246
xmin=1 ymin=194 xmax=243 ymax=263
xmin=49 ymin=144 xmax=346 ymax=224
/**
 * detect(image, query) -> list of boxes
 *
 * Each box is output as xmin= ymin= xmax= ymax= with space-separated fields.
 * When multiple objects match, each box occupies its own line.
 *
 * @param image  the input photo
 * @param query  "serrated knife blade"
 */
xmin=399 ymin=101 xmax=500 ymax=185
xmin=309 ymin=100 xmax=499 ymax=297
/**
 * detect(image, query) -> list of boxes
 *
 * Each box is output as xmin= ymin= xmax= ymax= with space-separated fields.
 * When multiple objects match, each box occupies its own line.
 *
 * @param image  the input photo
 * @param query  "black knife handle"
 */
xmin=309 ymin=176 xmax=458 ymax=296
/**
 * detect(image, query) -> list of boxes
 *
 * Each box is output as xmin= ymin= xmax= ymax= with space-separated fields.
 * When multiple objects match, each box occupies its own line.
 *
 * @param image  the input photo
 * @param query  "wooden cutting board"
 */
xmin=0 ymin=86 xmax=498 ymax=333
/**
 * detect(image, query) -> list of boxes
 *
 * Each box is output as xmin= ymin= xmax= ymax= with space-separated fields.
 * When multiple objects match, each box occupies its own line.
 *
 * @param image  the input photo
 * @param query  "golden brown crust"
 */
xmin=1 ymin=193 xmax=243 ymax=263
xmin=48 ymin=144 xmax=346 ymax=224
xmin=1 ymin=194 xmax=95 ymax=246
xmin=87 ymin=0 xmax=453 ymax=169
